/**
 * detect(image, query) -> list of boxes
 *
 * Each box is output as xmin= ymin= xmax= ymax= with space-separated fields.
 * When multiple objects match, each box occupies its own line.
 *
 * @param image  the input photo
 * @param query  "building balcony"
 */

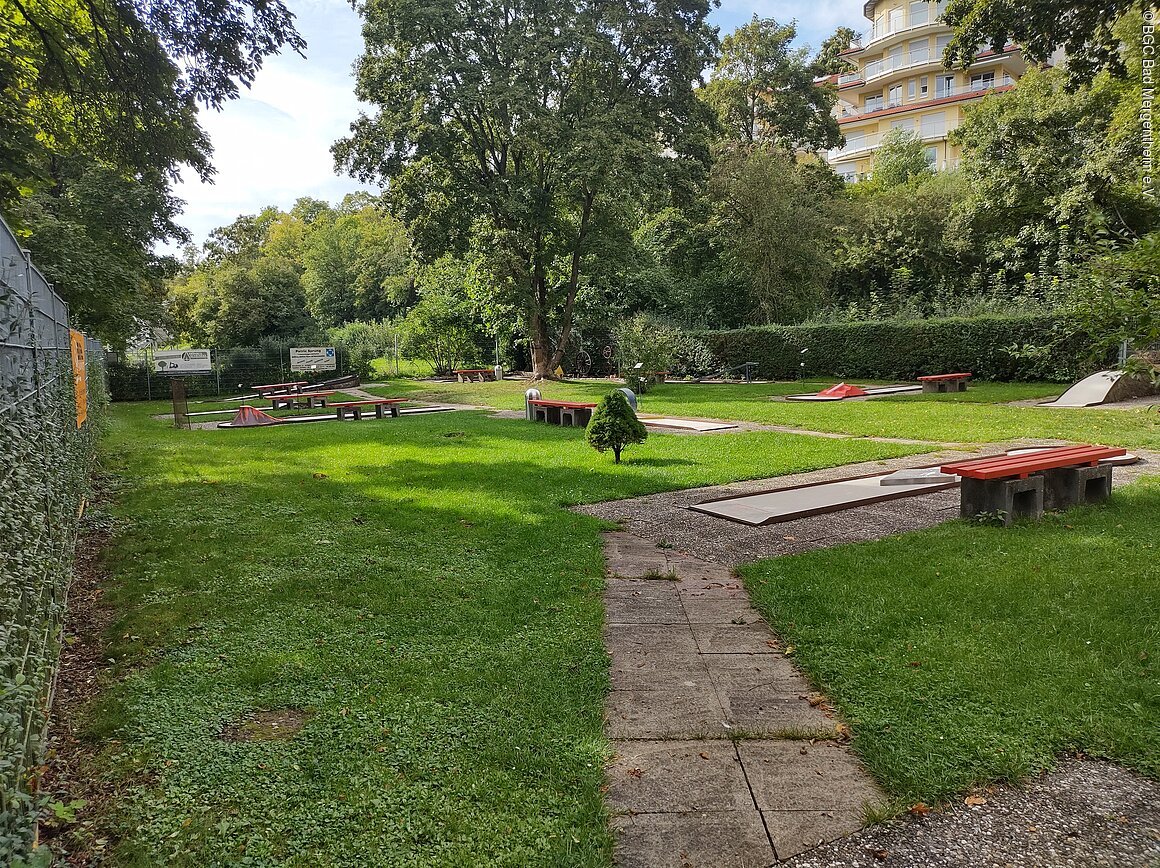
xmin=837 ymin=75 xmax=1014 ymax=120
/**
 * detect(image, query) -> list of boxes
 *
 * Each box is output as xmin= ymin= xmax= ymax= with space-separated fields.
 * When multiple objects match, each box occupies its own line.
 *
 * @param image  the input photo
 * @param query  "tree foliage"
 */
xmin=868 ymin=129 xmax=931 ymax=188
xmin=334 ymin=0 xmax=717 ymax=377
xmin=709 ymin=147 xmax=841 ymax=323
xmin=943 ymin=0 xmax=1140 ymax=83
xmin=701 ymin=16 xmax=841 ymax=151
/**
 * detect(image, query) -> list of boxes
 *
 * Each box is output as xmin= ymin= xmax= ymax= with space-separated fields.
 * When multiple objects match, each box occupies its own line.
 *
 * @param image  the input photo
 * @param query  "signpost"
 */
xmin=153 ymin=348 xmax=212 ymax=374
xmin=289 ymin=346 xmax=337 ymax=372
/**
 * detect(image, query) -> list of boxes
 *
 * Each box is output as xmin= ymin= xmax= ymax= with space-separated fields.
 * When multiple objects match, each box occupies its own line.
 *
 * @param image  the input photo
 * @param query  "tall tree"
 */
xmin=709 ymin=147 xmax=841 ymax=323
xmin=812 ymin=26 xmax=859 ymax=77
xmin=701 ymin=16 xmax=841 ymax=151
xmin=334 ymin=0 xmax=717 ymax=377
xmin=942 ymin=0 xmax=1139 ymax=82
xmin=2 ymin=0 xmax=304 ymax=346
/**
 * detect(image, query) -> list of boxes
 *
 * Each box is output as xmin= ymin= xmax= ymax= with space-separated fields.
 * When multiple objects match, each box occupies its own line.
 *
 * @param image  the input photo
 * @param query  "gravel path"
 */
xmin=787 ymin=760 xmax=1160 ymax=868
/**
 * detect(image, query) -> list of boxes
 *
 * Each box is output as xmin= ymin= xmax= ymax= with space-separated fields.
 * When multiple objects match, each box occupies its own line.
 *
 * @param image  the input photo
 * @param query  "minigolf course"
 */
xmin=784 ymin=382 xmax=921 ymax=402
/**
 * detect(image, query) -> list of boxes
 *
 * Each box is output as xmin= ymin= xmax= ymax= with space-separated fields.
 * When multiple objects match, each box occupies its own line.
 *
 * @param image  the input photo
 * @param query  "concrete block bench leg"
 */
xmin=560 ymin=409 xmax=575 ymax=426
xmin=534 ymin=408 xmax=548 ymax=423
xmin=922 ymin=382 xmax=941 ymax=394
xmin=576 ymin=408 xmax=592 ymax=427
xmin=957 ymin=380 xmax=969 ymax=392
xmin=960 ymin=476 xmax=1045 ymax=525
xmin=1042 ymin=464 xmax=1113 ymax=511
xmin=546 ymin=406 xmax=562 ymax=425
xmin=390 ymin=405 xmax=400 ymax=418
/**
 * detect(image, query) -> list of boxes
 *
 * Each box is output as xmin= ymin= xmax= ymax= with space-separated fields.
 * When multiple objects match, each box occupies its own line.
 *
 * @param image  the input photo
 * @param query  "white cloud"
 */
xmin=167 ymin=0 xmax=373 ymax=250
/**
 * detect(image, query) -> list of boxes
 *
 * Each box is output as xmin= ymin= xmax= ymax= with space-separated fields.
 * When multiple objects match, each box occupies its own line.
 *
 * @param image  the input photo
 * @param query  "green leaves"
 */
xmin=335 ymin=0 xmax=717 ymax=374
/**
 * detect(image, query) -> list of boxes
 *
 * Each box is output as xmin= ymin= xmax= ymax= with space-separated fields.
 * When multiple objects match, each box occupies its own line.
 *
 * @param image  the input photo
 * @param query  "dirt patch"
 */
xmin=219 ymin=708 xmax=311 ymax=742
xmin=38 ymin=474 xmax=127 ymax=865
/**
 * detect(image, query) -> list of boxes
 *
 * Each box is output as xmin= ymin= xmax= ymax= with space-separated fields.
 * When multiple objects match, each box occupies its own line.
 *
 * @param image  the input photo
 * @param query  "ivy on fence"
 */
xmin=1 ymin=220 xmax=108 ymax=862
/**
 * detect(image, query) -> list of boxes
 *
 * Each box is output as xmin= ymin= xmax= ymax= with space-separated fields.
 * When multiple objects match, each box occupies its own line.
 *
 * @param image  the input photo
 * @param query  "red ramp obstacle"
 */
xmin=817 ymin=382 xmax=868 ymax=399
xmin=228 ymin=405 xmax=283 ymax=427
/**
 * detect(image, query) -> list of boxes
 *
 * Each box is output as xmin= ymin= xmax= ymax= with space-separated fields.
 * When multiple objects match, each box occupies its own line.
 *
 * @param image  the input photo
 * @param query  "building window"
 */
xmin=924 ymin=146 xmax=938 ymax=167
xmin=865 ymin=95 xmax=885 ymax=112
xmin=909 ymin=1 xmax=928 ymax=26
xmin=909 ymin=39 xmax=929 ymax=65
xmin=920 ymin=111 xmax=946 ymax=138
xmin=920 ymin=76 xmax=929 ymax=97
xmin=889 ymin=7 xmax=904 ymax=33
xmin=888 ymin=84 xmax=903 ymax=107
xmin=908 ymin=78 xmax=917 ymax=99
xmin=936 ymin=74 xmax=955 ymax=97
xmin=970 ymin=72 xmax=996 ymax=91
xmin=936 ymin=33 xmax=952 ymax=57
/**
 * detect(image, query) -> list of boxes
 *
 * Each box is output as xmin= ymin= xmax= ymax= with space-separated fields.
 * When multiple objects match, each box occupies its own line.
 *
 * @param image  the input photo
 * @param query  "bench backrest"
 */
xmin=942 ymin=445 xmax=1126 ymax=480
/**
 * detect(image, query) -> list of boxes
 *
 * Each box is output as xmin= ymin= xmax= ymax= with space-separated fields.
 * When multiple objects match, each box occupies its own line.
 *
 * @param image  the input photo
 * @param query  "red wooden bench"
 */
xmin=330 ymin=398 xmax=406 ymax=420
xmin=942 ymin=444 xmax=1126 ymax=524
xmin=455 ymin=368 xmax=496 ymax=383
xmin=918 ymin=372 xmax=972 ymax=393
xmin=269 ymin=390 xmax=336 ymax=410
xmin=528 ymin=398 xmax=597 ymax=427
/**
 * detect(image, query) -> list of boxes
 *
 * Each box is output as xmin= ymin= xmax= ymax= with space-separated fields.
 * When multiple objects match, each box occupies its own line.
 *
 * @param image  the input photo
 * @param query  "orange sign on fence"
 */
xmin=70 ymin=329 xmax=87 ymax=428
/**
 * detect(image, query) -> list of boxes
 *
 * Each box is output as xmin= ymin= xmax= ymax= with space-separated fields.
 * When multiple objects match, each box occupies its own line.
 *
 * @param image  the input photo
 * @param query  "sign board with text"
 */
xmin=290 ymin=346 xmax=337 ymax=372
xmin=70 ymin=329 xmax=87 ymax=427
xmin=153 ymin=349 xmax=213 ymax=374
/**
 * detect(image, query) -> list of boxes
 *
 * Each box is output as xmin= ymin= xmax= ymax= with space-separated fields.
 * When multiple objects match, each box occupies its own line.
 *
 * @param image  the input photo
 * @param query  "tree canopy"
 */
xmin=334 ymin=0 xmax=717 ymax=377
xmin=701 ymin=16 xmax=841 ymax=151
xmin=943 ymin=0 xmax=1139 ymax=82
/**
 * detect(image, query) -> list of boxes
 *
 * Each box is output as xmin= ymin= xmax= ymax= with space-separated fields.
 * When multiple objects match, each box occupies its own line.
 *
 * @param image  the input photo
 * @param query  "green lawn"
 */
xmin=366 ymin=378 xmax=1160 ymax=450
xmin=741 ymin=477 xmax=1160 ymax=807
xmin=75 ymin=404 xmax=921 ymax=865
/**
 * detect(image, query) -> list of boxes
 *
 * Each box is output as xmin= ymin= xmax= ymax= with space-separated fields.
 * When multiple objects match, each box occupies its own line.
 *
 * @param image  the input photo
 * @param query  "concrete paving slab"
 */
xmin=609 ymin=741 xmax=751 ymax=812
xmin=692 ymin=623 xmax=780 ymax=655
xmin=611 ymin=650 xmax=713 ymax=691
xmin=604 ymin=623 xmax=699 ymax=656
xmin=606 ymin=688 xmax=728 ymax=740
xmin=737 ymin=741 xmax=885 ymax=812
xmin=762 ymin=810 xmax=867 ymax=860
xmin=681 ymin=599 xmax=765 ymax=624
xmin=611 ymin=811 xmax=776 ymax=868
xmin=605 ymin=585 xmax=685 ymax=625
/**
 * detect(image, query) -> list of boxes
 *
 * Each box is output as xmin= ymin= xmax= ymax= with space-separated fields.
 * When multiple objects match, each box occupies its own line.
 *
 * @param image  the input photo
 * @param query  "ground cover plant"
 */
xmin=66 ymin=403 xmax=921 ymax=864
xmin=740 ymin=476 xmax=1160 ymax=807
xmin=367 ymin=378 xmax=1160 ymax=451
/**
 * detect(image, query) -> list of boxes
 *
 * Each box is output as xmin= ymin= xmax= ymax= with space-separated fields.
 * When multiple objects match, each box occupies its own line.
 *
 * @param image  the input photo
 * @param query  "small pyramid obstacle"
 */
xmin=817 ymin=382 xmax=868 ymax=399
xmin=229 ymin=405 xmax=282 ymax=427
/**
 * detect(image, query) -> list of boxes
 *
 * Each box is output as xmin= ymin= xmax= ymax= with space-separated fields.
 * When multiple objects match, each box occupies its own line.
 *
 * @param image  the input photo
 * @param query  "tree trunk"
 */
xmin=613 ymin=446 xmax=622 ymax=463
xmin=530 ymin=307 xmax=553 ymax=378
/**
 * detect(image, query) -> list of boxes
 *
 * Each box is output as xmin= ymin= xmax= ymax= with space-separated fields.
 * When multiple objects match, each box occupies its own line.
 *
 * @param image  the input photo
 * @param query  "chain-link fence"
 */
xmin=107 ymin=343 xmax=360 ymax=401
xmin=0 ymin=213 xmax=106 ymax=860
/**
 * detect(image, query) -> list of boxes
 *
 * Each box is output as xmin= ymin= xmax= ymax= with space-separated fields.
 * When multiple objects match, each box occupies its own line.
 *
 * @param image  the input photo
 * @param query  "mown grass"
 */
xmin=81 ymin=404 xmax=921 ymax=865
xmin=741 ymin=477 xmax=1160 ymax=807
xmin=365 ymin=378 xmax=1160 ymax=450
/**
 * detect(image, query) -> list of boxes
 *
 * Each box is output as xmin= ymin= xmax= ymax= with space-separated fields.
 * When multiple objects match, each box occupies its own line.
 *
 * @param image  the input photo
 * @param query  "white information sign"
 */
xmin=153 ymin=349 xmax=212 ymax=374
xmin=290 ymin=346 xmax=337 ymax=372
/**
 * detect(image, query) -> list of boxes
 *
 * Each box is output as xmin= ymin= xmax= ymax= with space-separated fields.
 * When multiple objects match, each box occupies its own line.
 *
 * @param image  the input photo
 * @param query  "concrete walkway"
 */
xmin=603 ymin=531 xmax=884 ymax=866
xmin=598 ymin=449 xmax=1159 ymax=865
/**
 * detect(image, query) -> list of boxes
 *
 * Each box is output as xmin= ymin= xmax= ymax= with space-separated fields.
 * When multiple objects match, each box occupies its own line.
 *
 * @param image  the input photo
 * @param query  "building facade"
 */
xmin=825 ymin=0 xmax=1030 ymax=182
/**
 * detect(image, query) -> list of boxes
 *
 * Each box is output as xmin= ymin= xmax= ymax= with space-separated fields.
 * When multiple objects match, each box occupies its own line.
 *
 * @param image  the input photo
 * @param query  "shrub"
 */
xmin=698 ymin=314 xmax=1089 ymax=382
xmin=586 ymin=390 xmax=648 ymax=463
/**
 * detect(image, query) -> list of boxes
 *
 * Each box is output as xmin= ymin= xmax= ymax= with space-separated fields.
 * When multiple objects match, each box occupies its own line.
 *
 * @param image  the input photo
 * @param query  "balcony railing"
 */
xmin=863 ymin=47 xmax=931 ymax=81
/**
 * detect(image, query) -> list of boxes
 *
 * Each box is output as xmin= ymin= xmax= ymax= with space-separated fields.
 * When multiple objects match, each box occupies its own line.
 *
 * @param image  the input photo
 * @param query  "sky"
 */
xmin=169 ymin=0 xmax=862 ymax=249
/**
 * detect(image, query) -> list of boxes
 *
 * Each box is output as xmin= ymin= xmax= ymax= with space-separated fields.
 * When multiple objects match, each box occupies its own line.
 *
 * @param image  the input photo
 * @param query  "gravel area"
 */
xmin=787 ymin=760 xmax=1160 ymax=868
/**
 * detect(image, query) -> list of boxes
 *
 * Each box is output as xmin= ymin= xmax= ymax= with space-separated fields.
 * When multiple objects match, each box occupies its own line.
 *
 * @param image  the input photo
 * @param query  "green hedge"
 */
xmin=699 ymin=314 xmax=1091 ymax=382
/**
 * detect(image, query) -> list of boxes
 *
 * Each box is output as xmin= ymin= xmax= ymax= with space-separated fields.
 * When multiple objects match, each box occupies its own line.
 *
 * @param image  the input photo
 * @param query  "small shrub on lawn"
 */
xmin=586 ymin=390 xmax=647 ymax=463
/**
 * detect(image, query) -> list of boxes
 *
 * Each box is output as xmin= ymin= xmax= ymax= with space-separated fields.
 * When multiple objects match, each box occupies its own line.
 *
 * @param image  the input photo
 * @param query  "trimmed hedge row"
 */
xmin=699 ymin=314 xmax=1090 ymax=383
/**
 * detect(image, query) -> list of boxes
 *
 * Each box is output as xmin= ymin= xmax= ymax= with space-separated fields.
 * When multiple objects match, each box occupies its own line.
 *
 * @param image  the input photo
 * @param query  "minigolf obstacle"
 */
xmin=1040 ymin=369 xmax=1160 ymax=408
xmin=227 ymin=405 xmax=282 ymax=427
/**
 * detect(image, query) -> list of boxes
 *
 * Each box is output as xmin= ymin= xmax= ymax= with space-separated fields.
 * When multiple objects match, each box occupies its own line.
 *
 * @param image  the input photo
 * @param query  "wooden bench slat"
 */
xmin=942 ymin=445 xmax=1126 ymax=480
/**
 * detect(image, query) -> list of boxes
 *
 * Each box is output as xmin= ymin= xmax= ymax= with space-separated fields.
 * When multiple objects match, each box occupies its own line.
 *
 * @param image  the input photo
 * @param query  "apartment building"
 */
xmin=825 ymin=0 xmax=1030 ymax=181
